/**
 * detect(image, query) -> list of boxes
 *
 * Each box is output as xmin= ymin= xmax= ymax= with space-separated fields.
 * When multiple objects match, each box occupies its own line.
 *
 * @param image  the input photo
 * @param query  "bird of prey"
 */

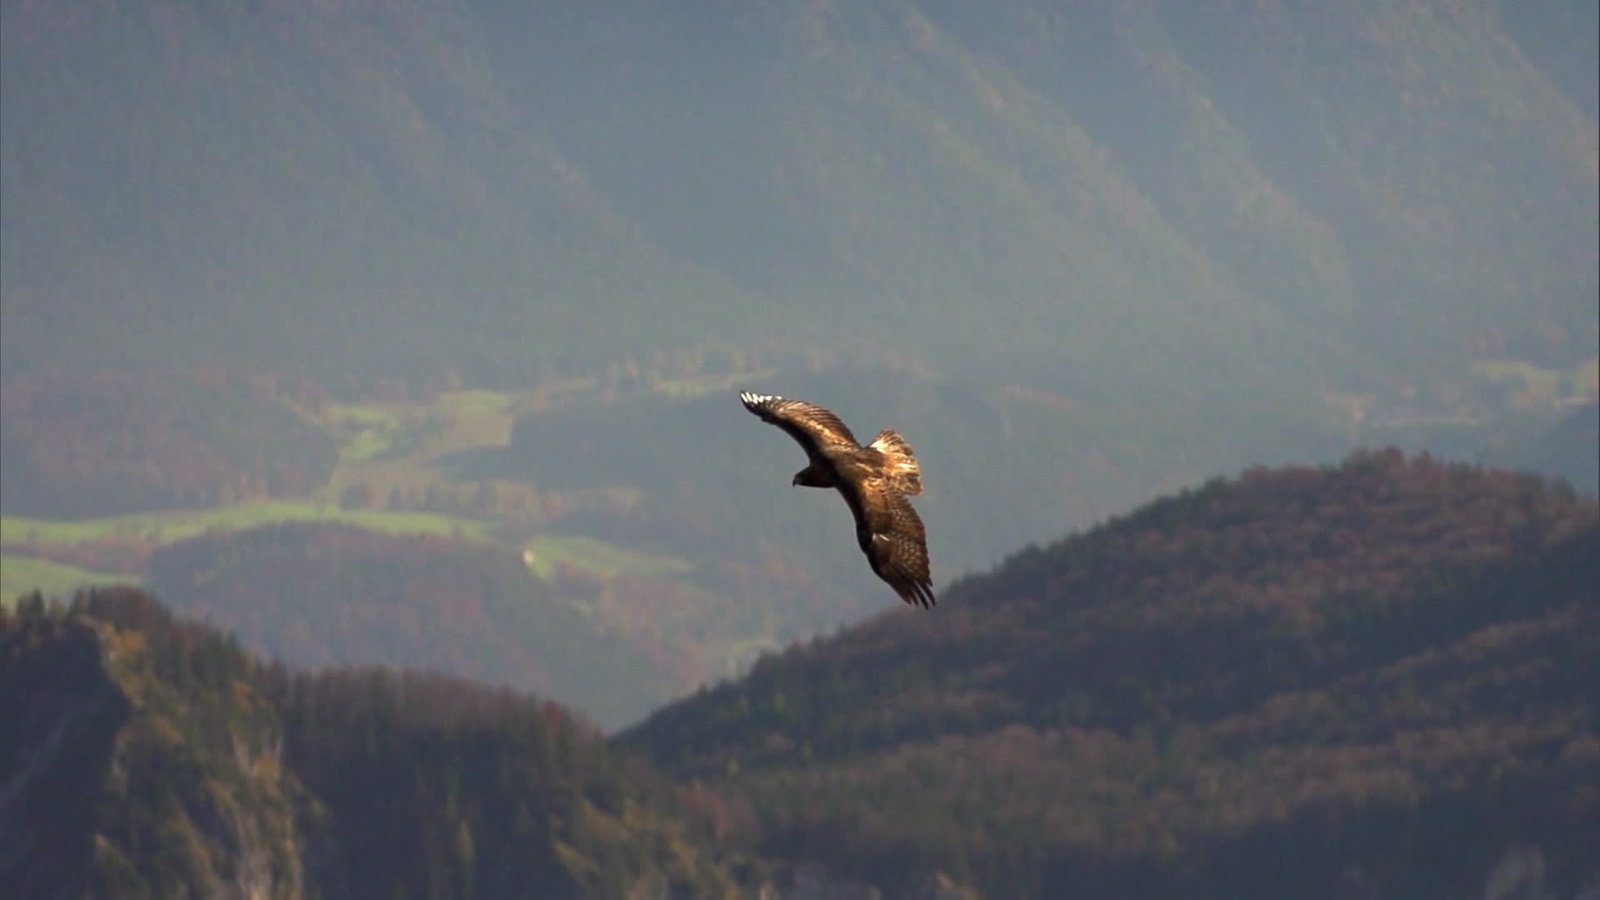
xmin=739 ymin=390 xmax=936 ymax=608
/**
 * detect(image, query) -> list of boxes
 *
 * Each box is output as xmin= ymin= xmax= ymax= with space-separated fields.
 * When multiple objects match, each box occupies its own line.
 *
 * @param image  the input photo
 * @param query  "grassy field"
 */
xmin=1 ymin=391 xmax=506 ymax=603
xmin=0 ymin=381 xmax=700 ymax=605
xmin=521 ymin=534 xmax=693 ymax=580
xmin=1 ymin=556 xmax=131 ymax=605
xmin=437 ymin=388 xmax=515 ymax=417
xmin=1 ymin=501 xmax=490 ymax=546
xmin=322 ymin=389 xmax=518 ymax=463
xmin=2 ymin=509 xmax=693 ymax=605
xmin=1471 ymin=356 xmax=1600 ymax=403
xmin=321 ymin=401 xmax=414 ymax=462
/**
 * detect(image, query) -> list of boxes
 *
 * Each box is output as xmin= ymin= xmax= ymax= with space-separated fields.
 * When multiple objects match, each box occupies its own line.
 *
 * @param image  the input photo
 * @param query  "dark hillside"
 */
xmin=621 ymin=451 xmax=1600 ymax=897
xmin=256 ymin=665 xmax=743 ymax=899
xmin=1 ymin=588 xmax=749 ymax=898
xmin=1 ymin=589 xmax=314 ymax=898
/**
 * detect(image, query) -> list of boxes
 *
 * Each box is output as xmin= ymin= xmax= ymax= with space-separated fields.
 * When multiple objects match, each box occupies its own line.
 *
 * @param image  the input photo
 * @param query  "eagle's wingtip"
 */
xmin=897 ymin=580 xmax=937 ymax=609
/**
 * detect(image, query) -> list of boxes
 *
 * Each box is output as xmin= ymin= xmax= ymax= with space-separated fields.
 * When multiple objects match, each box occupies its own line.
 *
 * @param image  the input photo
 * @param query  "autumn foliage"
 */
xmin=0 ymin=370 xmax=337 ymax=517
xmin=622 ymin=451 xmax=1600 ymax=897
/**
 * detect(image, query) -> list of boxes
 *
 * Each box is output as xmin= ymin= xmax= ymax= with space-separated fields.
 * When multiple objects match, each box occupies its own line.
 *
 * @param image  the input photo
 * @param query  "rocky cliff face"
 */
xmin=752 ymin=864 xmax=984 ymax=900
xmin=1 ymin=591 xmax=312 ymax=899
xmin=1 ymin=609 xmax=130 ymax=897
xmin=3 ymin=590 xmax=769 ymax=898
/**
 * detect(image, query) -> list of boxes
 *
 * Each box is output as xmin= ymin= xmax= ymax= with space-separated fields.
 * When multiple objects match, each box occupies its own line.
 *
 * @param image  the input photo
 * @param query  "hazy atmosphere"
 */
xmin=2 ymin=1 xmax=1596 ymax=897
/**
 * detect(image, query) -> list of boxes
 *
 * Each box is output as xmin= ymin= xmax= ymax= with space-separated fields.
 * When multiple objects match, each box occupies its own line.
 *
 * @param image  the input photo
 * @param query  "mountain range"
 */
xmin=620 ymin=450 xmax=1600 ymax=895
xmin=6 ymin=0 xmax=1600 ymax=722
xmin=4 ymin=454 xmax=1596 ymax=898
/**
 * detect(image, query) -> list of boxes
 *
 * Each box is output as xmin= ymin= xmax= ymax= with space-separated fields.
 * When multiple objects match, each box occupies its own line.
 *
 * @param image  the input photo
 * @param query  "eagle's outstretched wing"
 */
xmin=739 ymin=391 xmax=860 ymax=462
xmin=841 ymin=477 xmax=937 ymax=608
xmin=740 ymin=389 xmax=935 ymax=609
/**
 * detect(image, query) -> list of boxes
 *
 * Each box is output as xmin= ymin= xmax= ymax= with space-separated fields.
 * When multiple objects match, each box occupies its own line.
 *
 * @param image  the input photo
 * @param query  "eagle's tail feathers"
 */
xmin=870 ymin=429 xmax=923 ymax=495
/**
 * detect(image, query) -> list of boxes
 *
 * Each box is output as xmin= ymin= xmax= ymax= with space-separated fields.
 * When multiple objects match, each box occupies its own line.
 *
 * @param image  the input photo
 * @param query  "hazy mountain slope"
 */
xmin=1492 ymin=0 xmax=1599 ymax=115
xmin=1153 ymin=0 xmax=1596 ymax=363
xmin=474 ymin=0 xmax=1597 ymax=384
xmin=1514 ymin=401 xmax=1600 ymax=494
xmin=947 ymin=0 xmax=1597 ymax=362
xmin=471 ymin=0 xmax=1362 ymax=402
xmin=620 ymin=452 xmax=1600 ymax=896
xmin=143 ymin=521 xmax=662 ymax=728
xmin=0 ymin=0 xmax=782 ymax=385
xmin=492 ymin=367 xmax=1344 ymax=623
xmin=4 ymin=0 xmax=1593 ymax=396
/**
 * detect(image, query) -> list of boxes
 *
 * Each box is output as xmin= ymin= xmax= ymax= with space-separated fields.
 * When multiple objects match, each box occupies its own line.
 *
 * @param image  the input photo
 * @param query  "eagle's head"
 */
xmin=792 ymin=466 xmax=834 ymax=489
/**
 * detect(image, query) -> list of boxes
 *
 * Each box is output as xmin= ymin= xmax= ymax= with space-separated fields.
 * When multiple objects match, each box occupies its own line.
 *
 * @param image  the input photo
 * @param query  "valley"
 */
xmin=2 ymin=353 xmax=1593 ymax=729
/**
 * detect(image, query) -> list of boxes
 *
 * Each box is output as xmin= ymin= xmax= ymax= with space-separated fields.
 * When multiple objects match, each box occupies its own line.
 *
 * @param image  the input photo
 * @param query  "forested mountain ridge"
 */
xmin=3 ymin=456 xmax=1595 ymax=897
xmin=2 ymin=589 xmax=315 ymax=898
xmin=622 ymin=451 xmax=1600 ymax=897
xmin=0 ymin=587 xmax=752 ymax=898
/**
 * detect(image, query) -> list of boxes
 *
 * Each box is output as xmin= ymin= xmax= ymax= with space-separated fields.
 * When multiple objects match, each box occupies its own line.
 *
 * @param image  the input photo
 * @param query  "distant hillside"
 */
xmin=0 ymin=588 xmax=748 ymax=898
xmin=1516 ymin=402 xmax=1600 ymax=494
xmin=489 ymin=366 xmax=1344 ymax=628
xmin=622 ymin=451 xmax=1600 ymax=897
xmin=0 ymin=370 xmax=337 ymax=517
xmin=2 ymin=0 xmax=1593 ymax=401
xmin=143 ymin=521 xmax=664 ymax=729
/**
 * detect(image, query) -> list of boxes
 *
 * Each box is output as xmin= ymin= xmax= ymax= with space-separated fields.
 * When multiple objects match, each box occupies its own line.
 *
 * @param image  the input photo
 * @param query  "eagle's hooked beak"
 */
xmin=790 ymin=474 xmax=801 ymax=487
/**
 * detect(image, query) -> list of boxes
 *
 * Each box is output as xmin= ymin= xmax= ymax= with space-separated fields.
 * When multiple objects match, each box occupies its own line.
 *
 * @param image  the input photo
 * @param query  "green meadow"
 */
xmin=2 ymin=505 xmax=691 ymax=604
xmin=1 ymin=556 xmax=131 ymax=606
xmin=1470 ymin=357 xmax=1600 ymax=403
xmin=0 ymin=383 xmax=705 ymax=604
xmin=436 ymin=389 xmax=515 ymax=417
xmin=321 ymin=389 xmax=518 ymax=462
xmin=321 ymin=402 xmax=415 ymax=463
xmin=1 ymin=501 xmax=489 ymax=547
xmin=520 ymin=534 xmax=693 ymax=580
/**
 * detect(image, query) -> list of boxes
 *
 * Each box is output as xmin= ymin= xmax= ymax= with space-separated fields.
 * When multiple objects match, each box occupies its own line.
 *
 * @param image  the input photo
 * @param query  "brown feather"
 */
xmin=740 ymin=392 xmax=859 ymax=457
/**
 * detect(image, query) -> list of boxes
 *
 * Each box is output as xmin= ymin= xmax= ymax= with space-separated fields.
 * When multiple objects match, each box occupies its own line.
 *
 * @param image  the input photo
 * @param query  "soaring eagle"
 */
xmin=739 ymin=391 xmax=936 ymax=608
